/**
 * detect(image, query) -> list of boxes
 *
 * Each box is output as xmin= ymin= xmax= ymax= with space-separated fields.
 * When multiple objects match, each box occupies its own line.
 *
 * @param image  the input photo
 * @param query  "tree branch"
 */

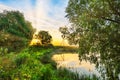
xmin=107 ymin=0 xmax=120 ymax=17
xmin=101 ymin=17 xmax=120 ymax=24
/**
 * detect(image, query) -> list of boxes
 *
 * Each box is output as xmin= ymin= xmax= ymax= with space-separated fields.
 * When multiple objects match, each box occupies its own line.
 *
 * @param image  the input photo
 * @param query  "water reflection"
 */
xmin=52 ymin=53 xmax=101 ymax=78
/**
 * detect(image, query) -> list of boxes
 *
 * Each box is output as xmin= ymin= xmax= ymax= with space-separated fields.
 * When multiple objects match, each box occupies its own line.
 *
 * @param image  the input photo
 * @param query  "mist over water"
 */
xmin=52 ymin=53 xmax=101 ymax=78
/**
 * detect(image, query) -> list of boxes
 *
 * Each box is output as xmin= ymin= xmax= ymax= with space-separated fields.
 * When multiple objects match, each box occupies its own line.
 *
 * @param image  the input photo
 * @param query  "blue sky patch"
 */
xmin=50 ymin=0 xmax=63 ymax=6
xmin=30 ymin=0 xmax=37 ymax=8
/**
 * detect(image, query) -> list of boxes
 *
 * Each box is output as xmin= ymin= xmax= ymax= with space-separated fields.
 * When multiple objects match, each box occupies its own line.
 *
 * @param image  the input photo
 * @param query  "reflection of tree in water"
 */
xmin=52 ymin=53 xmax=101 ymax=78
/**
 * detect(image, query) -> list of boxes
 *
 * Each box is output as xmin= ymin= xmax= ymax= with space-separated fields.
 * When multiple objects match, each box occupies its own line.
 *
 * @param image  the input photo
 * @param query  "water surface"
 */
xmin=52 ymin=53 xmax=101 ymax=77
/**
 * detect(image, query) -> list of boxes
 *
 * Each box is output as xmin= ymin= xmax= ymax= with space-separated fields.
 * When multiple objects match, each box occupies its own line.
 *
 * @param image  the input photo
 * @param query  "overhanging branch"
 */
xmin=101 ymin=17 xmax=120 ymax=24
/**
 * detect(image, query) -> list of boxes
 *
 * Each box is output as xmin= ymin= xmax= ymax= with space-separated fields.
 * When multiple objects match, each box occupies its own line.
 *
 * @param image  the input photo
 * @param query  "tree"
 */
xmin=64 ymin=0 xmax=120 ymax=79
xmin=59 ymin=26 xmax=69 ymax=39
xmin=37 ymin=31 xmax=52 ymax=45
xmin=59 ymin=25 xmax=81 ymax=45
xmin=0 ymin=10 xmax=35 ymax=39
xmin=0 ymin=10 xmax=35 ymax=52
xmin=59 ymin=26 xmax=70 ymax=45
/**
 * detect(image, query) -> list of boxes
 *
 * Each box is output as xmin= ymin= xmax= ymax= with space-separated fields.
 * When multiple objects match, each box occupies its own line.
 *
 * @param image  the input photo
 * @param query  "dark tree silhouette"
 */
xmin=38 ymin=31 xmax=52 ymax=46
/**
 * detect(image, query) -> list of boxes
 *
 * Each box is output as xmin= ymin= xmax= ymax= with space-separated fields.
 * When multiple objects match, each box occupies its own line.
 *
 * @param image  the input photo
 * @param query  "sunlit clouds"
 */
xmin=0 ymin=0 xmax=69 ymax=45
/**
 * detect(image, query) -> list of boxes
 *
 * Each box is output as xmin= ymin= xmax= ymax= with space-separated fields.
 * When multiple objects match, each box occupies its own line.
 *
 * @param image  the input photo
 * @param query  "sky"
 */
xmin=0 ymin=0 xmax=69 ymax=45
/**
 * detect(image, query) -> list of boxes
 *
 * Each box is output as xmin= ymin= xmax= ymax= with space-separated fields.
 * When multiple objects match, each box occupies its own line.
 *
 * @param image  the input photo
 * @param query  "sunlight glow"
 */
xmin=0 ymin=0 xmax=69 ymax=46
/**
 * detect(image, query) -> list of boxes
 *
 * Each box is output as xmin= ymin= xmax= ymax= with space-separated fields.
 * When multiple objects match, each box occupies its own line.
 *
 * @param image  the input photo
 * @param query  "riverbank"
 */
xmin=0 ymin=46 xmax=99 ymax=80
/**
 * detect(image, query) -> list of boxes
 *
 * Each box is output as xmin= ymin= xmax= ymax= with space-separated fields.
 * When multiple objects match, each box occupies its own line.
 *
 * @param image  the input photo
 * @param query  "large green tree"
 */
xmin=0 ymin=10 xmax=35 ymax=52
xmin=0 ymin=10 xmax=35 ymax=39
xmin=62 ymin=0 xmax=120 ymax=80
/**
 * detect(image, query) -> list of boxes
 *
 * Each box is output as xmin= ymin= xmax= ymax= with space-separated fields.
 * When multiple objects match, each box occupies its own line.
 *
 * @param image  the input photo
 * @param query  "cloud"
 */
xmin=0 ymin=0 xmax=69 ymax=45
xmin=23 ymin=0 xmax=69 ymax=42
xmin=0 ymin=3 xmax=15 ymax=12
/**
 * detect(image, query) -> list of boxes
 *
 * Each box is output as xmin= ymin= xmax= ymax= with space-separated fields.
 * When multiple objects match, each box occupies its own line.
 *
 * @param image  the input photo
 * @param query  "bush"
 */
xmin=0 ymin=47 xmax=8 ymax=56
xmin=0 ymin=46 xmax=99 ymax=80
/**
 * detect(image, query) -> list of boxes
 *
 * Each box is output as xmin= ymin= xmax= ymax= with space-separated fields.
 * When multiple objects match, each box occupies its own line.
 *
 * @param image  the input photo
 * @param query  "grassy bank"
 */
xmin=0 ymin=46 xmax=98 ymax=80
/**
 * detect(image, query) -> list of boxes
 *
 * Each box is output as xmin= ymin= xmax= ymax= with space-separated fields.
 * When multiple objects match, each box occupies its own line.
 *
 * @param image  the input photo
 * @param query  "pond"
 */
xmin=52 ymin=53 xmax=101 ymax=79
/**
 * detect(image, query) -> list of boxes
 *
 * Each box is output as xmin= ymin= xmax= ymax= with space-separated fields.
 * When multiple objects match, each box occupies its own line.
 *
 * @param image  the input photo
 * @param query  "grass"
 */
xmin=0 ymin=46 xmax=99 ymax=80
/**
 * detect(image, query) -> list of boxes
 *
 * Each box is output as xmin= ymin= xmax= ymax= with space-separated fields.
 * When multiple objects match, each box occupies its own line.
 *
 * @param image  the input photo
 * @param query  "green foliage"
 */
xmin=0 ymin=47 xmax=8 ymax=56
xmin=0 ymin=46 xmax=98 ymax=80
xmin=0 ymin=10 xmax=35 ymax=39
xmin=12 ymin=53 xmax=43 ymax=80
xmin=59 ymin=26 xmax=69 ymax=39
xmin=0 ymin=10 xmax=35 ymax=52
xmin=0 ymin=47 xmax=52 ymax=80
xmin=64 ymin=0 xmax=120 ymax=80
xmin=0 ymin=31 xmax=28 ymax=52
xmin=37 ymin=30 xmax=52 ymax=45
